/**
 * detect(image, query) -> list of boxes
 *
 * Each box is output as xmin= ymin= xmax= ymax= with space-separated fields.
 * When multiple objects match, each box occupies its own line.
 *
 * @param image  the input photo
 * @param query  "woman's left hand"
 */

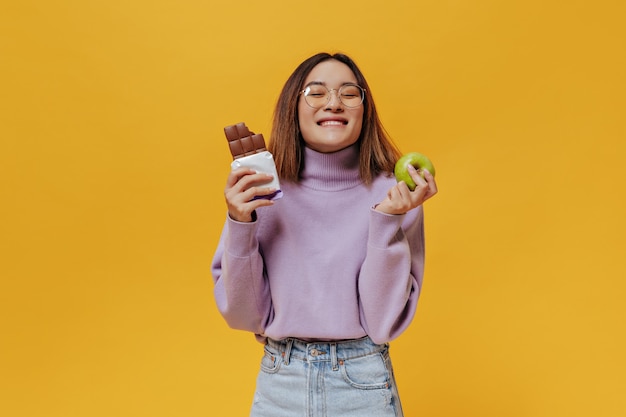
xmin=375 ymin=165 xmax=438 ymax=215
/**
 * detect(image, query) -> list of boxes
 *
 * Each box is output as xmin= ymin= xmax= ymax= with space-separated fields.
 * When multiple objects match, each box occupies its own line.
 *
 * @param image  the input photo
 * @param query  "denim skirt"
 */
xmin=250 ymin=336 xmax=404 ymax=417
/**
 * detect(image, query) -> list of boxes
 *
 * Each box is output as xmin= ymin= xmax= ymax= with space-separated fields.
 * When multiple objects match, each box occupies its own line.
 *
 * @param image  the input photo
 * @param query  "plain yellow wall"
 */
xmin=1 ymin=1 xmax=625 ymax=416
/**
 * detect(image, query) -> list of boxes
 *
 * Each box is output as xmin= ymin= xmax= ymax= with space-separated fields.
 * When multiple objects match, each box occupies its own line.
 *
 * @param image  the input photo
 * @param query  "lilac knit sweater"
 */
xmin=211 ymin=144 xmax=425 ymax=344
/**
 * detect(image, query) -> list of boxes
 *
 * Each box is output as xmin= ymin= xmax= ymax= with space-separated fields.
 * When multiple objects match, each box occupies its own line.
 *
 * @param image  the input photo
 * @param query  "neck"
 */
xmin=299 ymin=144 xmax=362 ymax=191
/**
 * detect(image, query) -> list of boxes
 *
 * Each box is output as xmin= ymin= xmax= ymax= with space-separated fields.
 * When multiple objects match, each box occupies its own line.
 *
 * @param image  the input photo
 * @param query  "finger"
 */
xmin=390 ymin=182 xmax=403 ymax=197
xmin=422 ymin=169 xmax=438 ymax=196
xmin=388 ymin=184 xmax=414 ymax=212
xmin=395 ymin=181 xmax=413 ymax=202
xmin=227 ymin=188 xmax=276 ymax=221
xmin=229 ymin=172 xmax=274 ymax=194
xmin=231 ymin=185 xmax=277 ymax=207
xmin=226 ymin=167 xmax=257 ymax=188
xmin=407 ymin=164 xmax=428 ymax=189
xmin=228 ymin=198 xmax=274 ymax=222
xmin=390 ymin=182 xmax=411 ymax=201
xmin=252 ymin=185 xmax=279 ymax=199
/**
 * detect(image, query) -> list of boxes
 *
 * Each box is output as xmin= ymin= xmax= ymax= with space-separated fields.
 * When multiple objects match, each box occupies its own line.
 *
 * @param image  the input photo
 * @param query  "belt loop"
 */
xmin=283 ymin=338 xmax=294 ymax=365
xmin=330 ymin=343 xmax=338 ymax=371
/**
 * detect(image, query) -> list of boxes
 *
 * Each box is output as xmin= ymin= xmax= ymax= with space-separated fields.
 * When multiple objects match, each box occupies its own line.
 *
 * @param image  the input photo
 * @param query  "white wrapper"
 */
xmin=230 ymin=151 xmax=283 ymax=200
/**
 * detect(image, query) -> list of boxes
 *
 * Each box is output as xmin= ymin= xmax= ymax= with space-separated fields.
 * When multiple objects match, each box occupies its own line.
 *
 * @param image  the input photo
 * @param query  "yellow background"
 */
xmin=1 ymin=1 xmax=625 ymax=416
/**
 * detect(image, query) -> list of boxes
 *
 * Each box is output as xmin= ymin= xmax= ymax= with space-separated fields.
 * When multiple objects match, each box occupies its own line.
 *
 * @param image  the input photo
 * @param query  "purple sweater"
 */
xmin=211 ymin=144 xmax=425 ymax=344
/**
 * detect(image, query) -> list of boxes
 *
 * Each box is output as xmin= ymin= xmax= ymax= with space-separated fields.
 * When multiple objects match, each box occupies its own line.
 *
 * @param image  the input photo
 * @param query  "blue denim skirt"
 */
xmin=250 ymin=336 xmax=404 ymax=417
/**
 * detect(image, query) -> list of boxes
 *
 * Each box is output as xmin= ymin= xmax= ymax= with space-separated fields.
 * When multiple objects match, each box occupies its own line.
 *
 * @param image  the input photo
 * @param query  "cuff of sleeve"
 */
xmin=225 ymin=215 xmax=260 ymax=257
xmin=368 ymin=208 xmax=405 ymax=248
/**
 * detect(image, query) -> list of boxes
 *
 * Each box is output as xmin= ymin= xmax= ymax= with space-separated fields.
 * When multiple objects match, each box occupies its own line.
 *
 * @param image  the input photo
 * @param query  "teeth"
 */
xmin=319 ymin=121 xmax=344 ymax=126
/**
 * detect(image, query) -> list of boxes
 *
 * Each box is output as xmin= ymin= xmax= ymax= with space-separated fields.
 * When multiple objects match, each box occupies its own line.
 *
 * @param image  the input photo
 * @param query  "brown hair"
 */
xmin=268 ymin=52 xmax=401 ymax=184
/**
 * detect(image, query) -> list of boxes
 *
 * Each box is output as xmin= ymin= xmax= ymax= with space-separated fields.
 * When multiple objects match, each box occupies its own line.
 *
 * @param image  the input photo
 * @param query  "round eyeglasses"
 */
xmin=300 ymin=84 xmax=366 ymax=109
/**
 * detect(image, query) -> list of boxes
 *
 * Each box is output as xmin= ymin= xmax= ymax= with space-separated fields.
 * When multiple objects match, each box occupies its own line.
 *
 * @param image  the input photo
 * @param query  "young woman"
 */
xmin=212 ymin=52 xmax=438 ymax=417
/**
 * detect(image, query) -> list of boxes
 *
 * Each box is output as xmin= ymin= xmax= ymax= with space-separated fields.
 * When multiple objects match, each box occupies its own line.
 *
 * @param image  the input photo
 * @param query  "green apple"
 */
xmin=394 ymin=152 xmax=436 ymax=191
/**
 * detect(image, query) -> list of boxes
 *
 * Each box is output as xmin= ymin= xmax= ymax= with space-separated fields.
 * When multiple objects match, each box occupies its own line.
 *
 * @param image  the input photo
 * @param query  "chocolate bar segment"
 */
xmin=224 ymin=122 xmax=267 ymax=159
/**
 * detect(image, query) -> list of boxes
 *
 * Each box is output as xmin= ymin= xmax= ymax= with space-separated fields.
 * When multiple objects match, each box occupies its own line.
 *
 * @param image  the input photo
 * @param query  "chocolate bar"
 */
xmin=223 ymin=121 xmax=283 ymax=200
xmin=224 ymin=122 xmax=267 ymax=160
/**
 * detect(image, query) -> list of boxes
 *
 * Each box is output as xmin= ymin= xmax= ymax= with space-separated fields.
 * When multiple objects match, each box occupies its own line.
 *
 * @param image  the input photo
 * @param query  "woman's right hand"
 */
xmin=224 ymin=168 xmax=277 ymax=222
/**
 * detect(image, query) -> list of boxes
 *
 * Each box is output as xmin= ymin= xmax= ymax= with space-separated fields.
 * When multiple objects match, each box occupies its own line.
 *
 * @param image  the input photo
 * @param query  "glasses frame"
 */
xmin=299 ymin=83 xmax=367 ymax=109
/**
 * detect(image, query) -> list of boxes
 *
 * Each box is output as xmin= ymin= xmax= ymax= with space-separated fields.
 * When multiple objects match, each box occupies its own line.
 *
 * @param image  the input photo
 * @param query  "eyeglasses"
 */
xmin=300 ymin=83 xmax=366 ymax=109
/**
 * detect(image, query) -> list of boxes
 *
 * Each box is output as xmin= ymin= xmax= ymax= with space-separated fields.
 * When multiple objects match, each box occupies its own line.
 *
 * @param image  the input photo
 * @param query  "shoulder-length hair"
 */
xmin=268 ymin=52 xmax=401 ymax=184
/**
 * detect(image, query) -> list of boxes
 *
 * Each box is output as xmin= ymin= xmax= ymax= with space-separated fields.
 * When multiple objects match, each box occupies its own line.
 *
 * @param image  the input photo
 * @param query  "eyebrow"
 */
xmin=303 ymin=81 xmax=359 ymax=88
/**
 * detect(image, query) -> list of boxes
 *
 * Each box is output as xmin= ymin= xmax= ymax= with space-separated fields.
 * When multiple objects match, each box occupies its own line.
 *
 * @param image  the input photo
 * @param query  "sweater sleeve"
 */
xmin=211 ymin=216 xmax=272 ymax=334
xmin=358 ymin=206 xmax=425 ymax=344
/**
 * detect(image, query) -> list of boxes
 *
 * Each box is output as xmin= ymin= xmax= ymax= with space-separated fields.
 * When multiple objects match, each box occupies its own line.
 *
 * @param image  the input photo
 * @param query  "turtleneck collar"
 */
xmin=298 ymin=144 xmax=363 ymax=191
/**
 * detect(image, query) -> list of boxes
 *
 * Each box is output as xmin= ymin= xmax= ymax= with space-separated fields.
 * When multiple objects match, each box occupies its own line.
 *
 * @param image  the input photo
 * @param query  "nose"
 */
xmin=325 ymin=89 xmax=343 ymax=110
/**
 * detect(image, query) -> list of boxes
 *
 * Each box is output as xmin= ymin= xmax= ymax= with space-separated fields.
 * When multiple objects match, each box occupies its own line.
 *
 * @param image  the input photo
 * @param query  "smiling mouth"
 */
xmin=318 ymin=120 xmax=347 ymax=126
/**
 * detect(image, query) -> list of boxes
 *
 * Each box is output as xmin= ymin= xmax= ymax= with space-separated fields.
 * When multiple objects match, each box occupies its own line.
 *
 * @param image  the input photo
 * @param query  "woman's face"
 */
xmin=298 ymin=60 xmax=364 ymax=153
